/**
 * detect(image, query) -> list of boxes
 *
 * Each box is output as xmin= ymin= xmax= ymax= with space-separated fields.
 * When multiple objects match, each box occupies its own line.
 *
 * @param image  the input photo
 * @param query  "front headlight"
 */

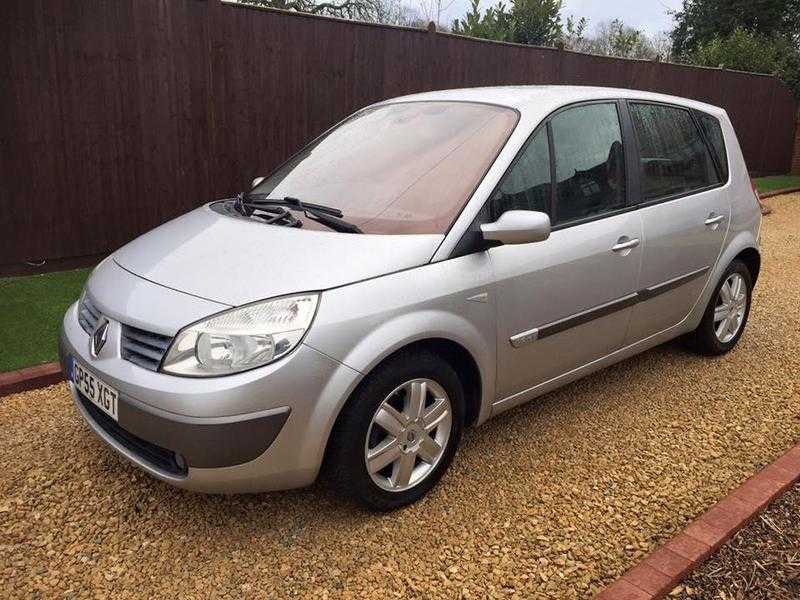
xmin=161 ymin=293 xmax=319 ymax=377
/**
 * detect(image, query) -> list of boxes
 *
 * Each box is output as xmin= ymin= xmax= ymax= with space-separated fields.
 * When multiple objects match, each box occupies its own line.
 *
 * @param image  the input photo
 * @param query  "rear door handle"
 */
xmin=611 ymin=237 xmax=640 ymax=253
xmin=705 ymin=213 xmax=725 ymax=227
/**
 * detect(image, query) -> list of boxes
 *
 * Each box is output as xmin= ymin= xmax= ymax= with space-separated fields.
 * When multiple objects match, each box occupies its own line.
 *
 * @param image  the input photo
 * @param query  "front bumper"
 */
xmin=60 ymin=300 xmax=362 ymax=493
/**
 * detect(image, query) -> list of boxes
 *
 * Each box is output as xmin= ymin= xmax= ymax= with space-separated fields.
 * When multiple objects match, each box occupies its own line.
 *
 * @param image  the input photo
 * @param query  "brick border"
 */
xmin=0 ymin=362 xmax=64 ymax=398
xmin=597 ymin=444 xmax=800 ymax=599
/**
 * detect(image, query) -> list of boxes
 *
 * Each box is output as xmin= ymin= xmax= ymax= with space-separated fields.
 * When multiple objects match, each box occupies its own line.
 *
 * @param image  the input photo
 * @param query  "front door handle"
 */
xmin=611 ymin=237 xmax=640 ymax=253
xmin=705 ymin=213 xmax=725 ymax=228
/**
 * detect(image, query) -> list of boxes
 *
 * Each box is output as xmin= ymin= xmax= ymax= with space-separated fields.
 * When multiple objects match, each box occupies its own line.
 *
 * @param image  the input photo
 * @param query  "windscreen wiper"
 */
xmin=237 ymin=194 xmax=362 ymax=234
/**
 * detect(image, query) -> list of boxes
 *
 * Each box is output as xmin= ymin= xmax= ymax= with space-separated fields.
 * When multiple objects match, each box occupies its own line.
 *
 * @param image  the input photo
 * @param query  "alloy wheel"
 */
xmin=713 ymin=272 xmax=747 ymax=343
xmin=364 ymin=378 xmax=452 ymax=492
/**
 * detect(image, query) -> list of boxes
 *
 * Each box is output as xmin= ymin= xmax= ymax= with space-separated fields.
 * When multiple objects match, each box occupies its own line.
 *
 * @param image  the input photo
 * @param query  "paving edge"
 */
xmin=596 ymin=443 xmax=800 ymax=599
xmin=759 ymin=186 xmax=800 ymax=199
xmin=0 ymin=362 xmax=64 ymax=398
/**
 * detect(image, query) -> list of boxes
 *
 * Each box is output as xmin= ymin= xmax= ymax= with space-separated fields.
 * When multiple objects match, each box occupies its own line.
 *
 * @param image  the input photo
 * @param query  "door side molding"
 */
xmin=509 ymin=327 xmax=539 ymax=348
xmin=636 ymin=266 xmax=710 ymax=301
xmin=508 ymin=266 xmax=711 ymax=347
xmin=537 ymin=293 xmax=639 ymax=341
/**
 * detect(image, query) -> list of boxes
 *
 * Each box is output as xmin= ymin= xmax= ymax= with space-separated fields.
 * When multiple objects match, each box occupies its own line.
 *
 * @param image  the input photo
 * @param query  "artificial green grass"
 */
xmin=754 ymin=175 xmax=800 ymax=194
xmin=0 ymin=268 xmax=90 ymax=372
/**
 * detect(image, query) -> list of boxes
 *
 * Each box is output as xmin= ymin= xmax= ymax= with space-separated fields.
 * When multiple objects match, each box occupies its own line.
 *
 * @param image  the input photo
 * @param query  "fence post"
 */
xmin=792 ymin=110 xmax=800 ymax=176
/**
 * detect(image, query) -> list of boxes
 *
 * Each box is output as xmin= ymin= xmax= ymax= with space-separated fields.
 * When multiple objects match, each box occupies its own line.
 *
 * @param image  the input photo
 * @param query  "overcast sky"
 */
xmin=438 ymin=0 xmax=683 ymax=37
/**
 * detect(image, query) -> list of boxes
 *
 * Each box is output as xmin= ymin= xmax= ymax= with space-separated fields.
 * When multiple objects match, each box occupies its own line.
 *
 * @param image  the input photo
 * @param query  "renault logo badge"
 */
xmin=90 ymin=317 xmax=110 ymax=358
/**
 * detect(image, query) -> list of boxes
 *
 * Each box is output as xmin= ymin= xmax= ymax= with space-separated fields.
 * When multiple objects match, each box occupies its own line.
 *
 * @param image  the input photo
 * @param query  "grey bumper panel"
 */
xmin=116 ymin=395 xmax=290 ymax=469
xmin=60 ymin=338 xmax=291 ymax=469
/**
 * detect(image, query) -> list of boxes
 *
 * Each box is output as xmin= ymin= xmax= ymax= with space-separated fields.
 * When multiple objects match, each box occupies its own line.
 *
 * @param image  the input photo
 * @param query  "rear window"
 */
xmin=629 ymin=103 xmax=720 ymax=201
xmin=696 ymin=111 xmax=729 ymax=182
xmin=252 ymin=101 xmax=519 ymax=234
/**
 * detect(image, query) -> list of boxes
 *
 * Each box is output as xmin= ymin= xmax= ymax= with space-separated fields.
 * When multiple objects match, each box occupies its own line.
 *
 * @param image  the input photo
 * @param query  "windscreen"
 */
xmin=252 ymin=101 xmax=519 ymax=234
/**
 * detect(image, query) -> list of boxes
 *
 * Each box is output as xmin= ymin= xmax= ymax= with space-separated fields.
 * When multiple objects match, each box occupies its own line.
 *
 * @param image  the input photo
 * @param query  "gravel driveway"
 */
xmin=2 ymin=194 xmax=799 ymax=599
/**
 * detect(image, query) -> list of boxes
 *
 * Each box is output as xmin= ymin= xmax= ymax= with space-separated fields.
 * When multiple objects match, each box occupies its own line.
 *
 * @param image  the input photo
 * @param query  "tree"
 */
xmin=451 ymin=4 xmax=671 ymax=61
xmin=583 ymin=19 xmax=672 ymax=60
xmin=417 ymin=0 xmax=457 ymax=29
xmin=591 ymin=19 xmax=644 ymax=57
xmin=559 ymin=19 xmax=672 ymax=61
xmin=241 ymin=0 xmax=382 ymax=21
xmin=671 ymin=0 xmax=800 ymax=57
xmin=510 ymin=0 xmax=563 ymax=45
xmin=690 ymin=27 xmax=800 ymax=97
xmin=451 ymin=0 xmax=563 ymax=45
xmin=559 ymin=15 xmax=588 ymax=50
xmin=452 ymin=0 xmax=514 ymax=42
xmin=670 ymin=0 xmax=800 ymax=98
xmin=371 ymin=0 xmax=426 ymax=26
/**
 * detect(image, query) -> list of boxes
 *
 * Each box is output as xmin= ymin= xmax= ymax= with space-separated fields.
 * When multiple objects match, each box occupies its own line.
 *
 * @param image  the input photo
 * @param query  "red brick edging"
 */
xmin=0 ymin=362 xmax=63 ymax=398
xmin=597 ymin=444 xmax=800 ymax=599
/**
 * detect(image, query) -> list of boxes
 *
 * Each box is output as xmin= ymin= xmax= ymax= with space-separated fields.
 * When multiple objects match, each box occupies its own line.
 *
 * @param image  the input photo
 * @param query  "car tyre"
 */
xmin=687 ymin=259 xmax=753 ymax=356
xmin=326 ymin=350 xmax=464 ymax=511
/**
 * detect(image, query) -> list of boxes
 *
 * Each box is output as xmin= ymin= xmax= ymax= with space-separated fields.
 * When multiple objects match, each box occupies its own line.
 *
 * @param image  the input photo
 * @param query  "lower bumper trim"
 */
xmin=78 ymin=391 xmax=187 ymax=476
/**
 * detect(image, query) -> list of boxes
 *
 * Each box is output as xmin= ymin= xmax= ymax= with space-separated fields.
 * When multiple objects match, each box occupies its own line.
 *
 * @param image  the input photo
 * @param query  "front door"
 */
xmin=492 ymin=213 xmax=643 ymax=399
xmin=488 ymin=102 xmax=643 ymax=400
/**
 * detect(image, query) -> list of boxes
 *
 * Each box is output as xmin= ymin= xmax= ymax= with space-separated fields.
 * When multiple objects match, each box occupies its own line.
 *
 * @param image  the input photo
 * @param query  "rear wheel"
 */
xmin=687 ymin=259 xmax=752 ymax=355
xmin=327 ymin=350 xmax=464 ymax=511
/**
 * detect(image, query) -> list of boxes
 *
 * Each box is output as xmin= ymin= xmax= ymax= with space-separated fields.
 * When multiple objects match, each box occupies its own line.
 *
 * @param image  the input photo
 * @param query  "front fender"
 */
xmin=304 ymin=255 xmax=497 ymax=426
xmin=332 ymin=309 xmax=494 ymax=421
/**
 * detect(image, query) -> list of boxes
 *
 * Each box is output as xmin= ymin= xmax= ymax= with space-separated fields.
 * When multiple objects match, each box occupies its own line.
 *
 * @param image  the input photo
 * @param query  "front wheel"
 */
xmin=687 ymin=259 xmax=753 ymax=355
xmin=326 ymin=350 xmax=464 ymax=511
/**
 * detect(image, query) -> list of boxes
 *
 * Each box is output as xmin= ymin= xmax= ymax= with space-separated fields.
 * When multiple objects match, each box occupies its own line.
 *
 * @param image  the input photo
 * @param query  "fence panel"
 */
xmin=0 ymin=0 xmax=795 ymax=271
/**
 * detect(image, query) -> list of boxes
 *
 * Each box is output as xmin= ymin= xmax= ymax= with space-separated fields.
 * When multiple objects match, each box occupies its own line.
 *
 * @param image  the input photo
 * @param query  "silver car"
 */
xmin=60 ymin=86 xmax=761 ymax=510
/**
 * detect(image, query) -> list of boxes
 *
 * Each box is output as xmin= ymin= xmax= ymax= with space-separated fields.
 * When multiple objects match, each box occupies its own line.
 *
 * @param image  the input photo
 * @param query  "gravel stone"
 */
xmin=1 ymin=195 xmax=799 ymax=599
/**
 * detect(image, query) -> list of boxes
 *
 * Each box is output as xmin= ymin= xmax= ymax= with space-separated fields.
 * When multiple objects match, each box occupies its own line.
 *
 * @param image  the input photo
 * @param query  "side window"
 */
xmin=629 ymin=103 xmax=720 ymax=201
xmin=490 ymin=128 xmax=551 ymax=219
xmin=549 ymin=103 xmax=626 ymax=225
xmin=696 ymin=112 xmax=729 ymax=182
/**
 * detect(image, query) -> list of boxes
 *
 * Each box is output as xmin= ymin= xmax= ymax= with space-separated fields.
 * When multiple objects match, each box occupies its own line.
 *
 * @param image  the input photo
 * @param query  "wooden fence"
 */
xmin=792 ymin=111 xmax=800 ymax=175
xmin=1 ymin=0 xmax=796 ymax=273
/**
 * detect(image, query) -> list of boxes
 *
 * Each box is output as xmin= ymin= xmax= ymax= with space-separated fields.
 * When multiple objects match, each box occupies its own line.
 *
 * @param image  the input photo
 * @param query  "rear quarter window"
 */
xmin=695 ymin=111 xmax=729 ymax=183
xmin=629 ymin=103 xmax=720 ymax=201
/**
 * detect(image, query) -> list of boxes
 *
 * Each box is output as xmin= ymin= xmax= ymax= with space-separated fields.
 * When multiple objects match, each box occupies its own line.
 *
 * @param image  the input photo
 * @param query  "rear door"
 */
xmin=623 ymin=102 xmax=729 ymax=343
xmin=490 ymin=102 xmax=643 ymax=400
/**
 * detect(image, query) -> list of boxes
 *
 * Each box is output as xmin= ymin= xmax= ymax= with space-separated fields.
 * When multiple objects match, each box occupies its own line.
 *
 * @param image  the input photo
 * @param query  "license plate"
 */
xmin=71 ymin=357 xmax=119 ymax=421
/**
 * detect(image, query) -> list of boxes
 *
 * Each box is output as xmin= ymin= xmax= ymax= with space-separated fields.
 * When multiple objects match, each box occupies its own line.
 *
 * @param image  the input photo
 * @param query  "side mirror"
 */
xmin=480 ymin=210 xmax=551 ymax=245
xmin=251 ymin=176 xmax=266 ymax=188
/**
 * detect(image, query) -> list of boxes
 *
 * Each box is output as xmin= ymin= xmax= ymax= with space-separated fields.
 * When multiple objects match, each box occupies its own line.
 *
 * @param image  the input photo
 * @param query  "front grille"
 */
xmin=78 ymin=295 xmax=172 ymax=372
xmin=78 ymin=295 xmax=101 ymax=335
xmin=121 ymin=325 xmax=172 ymax=372
xmin=77 ymin=391 xmax=187 ymax=476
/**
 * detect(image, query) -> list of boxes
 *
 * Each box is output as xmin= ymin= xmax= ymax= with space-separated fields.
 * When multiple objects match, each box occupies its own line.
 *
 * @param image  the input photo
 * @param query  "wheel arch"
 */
xmin=734 ymin=246 xmax=761 ymax=285
xmin=686 ymin=232 xmax=759 ymax=332
xmin=320 ymin=336 xmax=484 ymax=474
xmin=384 ymin=338 xmax=483 ymax=428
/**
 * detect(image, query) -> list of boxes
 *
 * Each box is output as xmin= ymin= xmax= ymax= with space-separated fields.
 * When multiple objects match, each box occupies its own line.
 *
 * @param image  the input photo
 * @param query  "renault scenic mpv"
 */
xmin=61 ymin=86 xmax=761 ymax=510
